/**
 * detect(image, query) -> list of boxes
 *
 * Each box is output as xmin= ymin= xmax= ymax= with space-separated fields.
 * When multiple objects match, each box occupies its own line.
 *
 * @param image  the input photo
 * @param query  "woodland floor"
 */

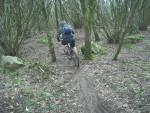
xmin=0 ymin=29 xmax=150 ymax=113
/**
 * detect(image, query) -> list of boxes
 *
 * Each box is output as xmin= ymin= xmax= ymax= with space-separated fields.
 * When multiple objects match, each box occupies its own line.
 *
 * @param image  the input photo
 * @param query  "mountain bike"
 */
xmin=64 ymin=43 xmax=80 ymax=67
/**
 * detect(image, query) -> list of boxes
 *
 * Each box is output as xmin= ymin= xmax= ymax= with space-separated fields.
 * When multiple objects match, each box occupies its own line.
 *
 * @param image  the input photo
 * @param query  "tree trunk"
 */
xmin=42 ymin=0 xmax=56 ymax=62
xmin=38 ymin=18 xmax=41 ymax=32
xmin=93 ymin=26 xmax=100 ymax=42
xmin=58 ymin=0 xmax=64 ymax=20
xmin=112 ymin=32 xmax=124 ymax=60
xmin=55 ymin=0 xmax=59 ymax=28
xmin=113 ymin=12 xmax=132 ymax=60
xmin=47 ymin=33 xmax=56 ymax=62
xmin=80 ymin=0 xmax=96 ymax=60
xmin=0 ymin=0 xmax=4 ymax=16
xmin=84 ymin=22 xmax=92 ymax=59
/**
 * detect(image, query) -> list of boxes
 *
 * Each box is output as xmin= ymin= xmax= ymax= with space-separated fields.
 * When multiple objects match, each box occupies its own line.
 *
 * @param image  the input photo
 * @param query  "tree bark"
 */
xmin=80 ymin=0 xmax=96 ymax=60
xmin=84 ymin=20 xmax=92 ymax=59
xmin=93 ymin=25 xmax=100 ymax=42
xmin=0 ymin=0 xmax=4 ymax=16
xmin=112 ymin=32 xmax=125 ymax=60
xmin=55 ymin=0 xmax=59 ymax=28
xmin=58 ymin=0 xmax=64 ymax=20
xmin=47 ymin=33 xmax=56 ymax=62
xmin=42 ymin=0 xmax=56 ymax=62
xmin=113 ymin=13 xmax=132 ymax=60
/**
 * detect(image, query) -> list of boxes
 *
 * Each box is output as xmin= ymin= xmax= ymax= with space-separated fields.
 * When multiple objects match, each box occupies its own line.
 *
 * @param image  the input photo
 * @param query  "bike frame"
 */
xmin=65 ymin=44 xmax=79 ymax=67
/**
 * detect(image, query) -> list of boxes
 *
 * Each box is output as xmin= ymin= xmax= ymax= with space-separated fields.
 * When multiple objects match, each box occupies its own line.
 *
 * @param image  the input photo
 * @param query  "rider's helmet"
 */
xmin=63 ymin=26 xmax=72 ymax=34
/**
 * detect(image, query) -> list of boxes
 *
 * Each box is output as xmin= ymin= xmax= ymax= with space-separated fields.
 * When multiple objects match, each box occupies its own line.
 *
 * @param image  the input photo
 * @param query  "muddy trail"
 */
xmin=0 ymin=29 xmax=150 ymax=113
xmin=56 ymin=30 xmax=150 ymax=113
xmin=70 ymin=65 xmax=112 ymax=113
xmin=18 ymin=29 xmax=115 ymax=113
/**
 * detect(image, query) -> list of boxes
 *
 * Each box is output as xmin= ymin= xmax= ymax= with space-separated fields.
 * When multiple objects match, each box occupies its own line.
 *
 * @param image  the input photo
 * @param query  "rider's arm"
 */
xmin=57 ymin=28 xmax=63 ymax=42
xmin=72 ymin=30 xmax=75 ymax=34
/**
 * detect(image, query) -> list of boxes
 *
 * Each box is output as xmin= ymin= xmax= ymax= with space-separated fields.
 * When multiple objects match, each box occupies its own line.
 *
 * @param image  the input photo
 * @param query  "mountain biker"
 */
xmin=57 ymin=21 xmax=74 ymax=42
xmin=57 ymin=21 xmax=76 ymax=54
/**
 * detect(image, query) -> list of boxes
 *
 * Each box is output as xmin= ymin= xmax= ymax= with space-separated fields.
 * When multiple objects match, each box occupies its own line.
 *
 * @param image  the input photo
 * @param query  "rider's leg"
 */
xmin=70 ymin=39 xmax=78 ymax=55
xmin=64 ymin=44 xmax=69 ymax=55
xmin=72 ymin=47 xmax=78 ymax=55
xmin=61 ymin=39 xmax=67 ymax=55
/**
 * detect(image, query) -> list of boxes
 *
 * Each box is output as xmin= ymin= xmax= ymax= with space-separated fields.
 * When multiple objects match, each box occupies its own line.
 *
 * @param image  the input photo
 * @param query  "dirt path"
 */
xmin=16 ymin=30 xmax=150 ymax=113
xmin=52 ymin=30 xmax=124 ymax=113
xmin=71 ymin=65 xmax=111 ymax=113
xmin=61 ymin=31 xmax=150 ymax=113
xmin=52 ymin=29 xmax=112 ymax=112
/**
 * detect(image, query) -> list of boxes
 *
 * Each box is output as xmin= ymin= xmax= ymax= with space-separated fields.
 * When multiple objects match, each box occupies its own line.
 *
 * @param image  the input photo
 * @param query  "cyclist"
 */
xmin=57 ymin=21 xmax=77 ymax=55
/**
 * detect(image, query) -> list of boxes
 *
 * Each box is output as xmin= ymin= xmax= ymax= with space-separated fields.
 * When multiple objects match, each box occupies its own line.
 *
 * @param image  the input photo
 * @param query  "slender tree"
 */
xmin=55 ymin=0 xmax=59 ymax=28
xmin=80 ymin=0 xmax=96 ymax=59
xmin=113 ymin=0 xmax=146 ymax=60
xmin=0 ymin=0 xmax=37 ymax=55
xmin=41 ymin=0 xmax=56 ymax=62
xmin=96 ymin=0 xmax=147 ymax=60
xmin=58 ymin=0 xmax=64 ymax=20
xmin=0 ymin=0 xmax=4 ymax=16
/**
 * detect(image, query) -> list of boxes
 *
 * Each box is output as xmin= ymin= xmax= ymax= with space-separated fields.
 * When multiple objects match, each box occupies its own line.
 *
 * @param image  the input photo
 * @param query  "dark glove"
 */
xmin=57 ymin=34 xmax=60 ymax=42
xmin=72 ymin=30 xmax=75 ymax=34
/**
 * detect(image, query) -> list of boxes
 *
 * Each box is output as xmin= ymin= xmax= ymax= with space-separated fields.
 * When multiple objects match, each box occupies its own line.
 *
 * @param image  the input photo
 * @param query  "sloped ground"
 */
xmin=0 ymin=29 xmax=150 ymax=113
xmin=66 ymin=31 xmax=150 ymax=113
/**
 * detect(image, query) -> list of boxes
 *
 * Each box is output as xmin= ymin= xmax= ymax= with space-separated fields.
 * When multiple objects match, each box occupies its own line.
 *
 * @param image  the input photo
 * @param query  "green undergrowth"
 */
xmin=0 ymin=58 xmax=76 ymax=113
xmin=80 ymin=42 xmax=107 ymax=60
xmin=105 ymin=60 xmax=150 ymax=113
xmin=0 ymin=78 xmax=74 ymax=113
xmin=20 ymin=86 xmax=72 ymax=113
xmin=25 ymin=59 xmax=57 ymax=83
xmin=125 ymin=34 xmax=145 ymax=43
xmin=0 ymin=70 xmax=25 ymax=89
xmin=124 ymin=44 xmax=136 ymax=49
xmin=37 ymin=36 xmax=48 ymax=44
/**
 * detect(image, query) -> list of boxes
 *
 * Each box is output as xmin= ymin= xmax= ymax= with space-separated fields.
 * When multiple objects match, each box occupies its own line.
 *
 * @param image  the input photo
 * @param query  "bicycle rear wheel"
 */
xmin=71 ymin=50 xmax=80 ymax=67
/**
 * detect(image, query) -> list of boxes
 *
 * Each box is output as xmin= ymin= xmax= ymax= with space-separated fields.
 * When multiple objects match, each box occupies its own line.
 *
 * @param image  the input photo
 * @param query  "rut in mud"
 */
xmin=70 ymin=65 xmax=112 ymax=113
